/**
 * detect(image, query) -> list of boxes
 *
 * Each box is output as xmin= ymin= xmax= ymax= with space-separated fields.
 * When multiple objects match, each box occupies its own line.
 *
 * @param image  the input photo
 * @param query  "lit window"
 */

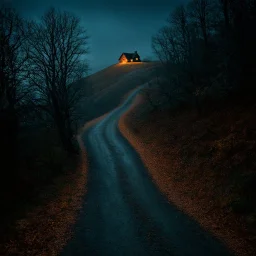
xmin=136 ymin=58 xmax=138 ymax=60
xmin=131 ymin=59 xmax=133 ymax=62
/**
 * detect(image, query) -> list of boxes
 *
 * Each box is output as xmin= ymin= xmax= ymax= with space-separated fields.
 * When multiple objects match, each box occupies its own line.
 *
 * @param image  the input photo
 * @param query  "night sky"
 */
xmin=3 ymin=0 xmax=189 ymax=74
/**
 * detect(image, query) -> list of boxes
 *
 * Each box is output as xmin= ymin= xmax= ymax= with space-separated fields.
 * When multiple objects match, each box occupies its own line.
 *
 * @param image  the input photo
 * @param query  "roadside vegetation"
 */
xmin=0 ymin=5 xmax=89 ymax=254
xmin=120 ymin=1 xmax=256 ymax=255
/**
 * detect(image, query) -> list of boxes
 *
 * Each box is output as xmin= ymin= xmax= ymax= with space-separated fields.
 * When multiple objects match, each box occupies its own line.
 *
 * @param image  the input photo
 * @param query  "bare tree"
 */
xmin=187 ymin=0 xmax=217 ymax=46
xmin=151 ymin=0 xmax=256 ymax=118
xmin=152 ymin=26 xmax=182 ymax=68
xmin=168 ymin=5 xmax=192 ymax=63
xmin=0 ymin=7 xmax=30 ymax=119
xmin=219 ymin=0 xmax=231 ymax=28
xmin=0 ymin=7 xmax=30 ymax=172
xmin=27 ymin=7 xmax=89 ymax=152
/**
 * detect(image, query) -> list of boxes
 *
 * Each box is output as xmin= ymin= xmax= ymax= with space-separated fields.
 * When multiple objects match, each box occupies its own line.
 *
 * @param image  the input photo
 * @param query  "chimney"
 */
xmin=134 ymin=51 xmax=137 ymax=54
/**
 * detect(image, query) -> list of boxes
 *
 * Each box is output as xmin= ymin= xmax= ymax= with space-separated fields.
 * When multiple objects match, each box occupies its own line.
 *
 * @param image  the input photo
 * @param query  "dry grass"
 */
xmin=119 ymin=97 xmax=256 ymax=256
xmin=86 ymin=62 xmax=158 ymax=93
xmin=1 ymin=134 xmax=88 ymax=256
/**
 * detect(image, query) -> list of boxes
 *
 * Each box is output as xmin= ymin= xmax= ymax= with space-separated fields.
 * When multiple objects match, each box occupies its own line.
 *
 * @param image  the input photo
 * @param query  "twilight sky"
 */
xmin=3 ymin=0 xmax=189 ymax=74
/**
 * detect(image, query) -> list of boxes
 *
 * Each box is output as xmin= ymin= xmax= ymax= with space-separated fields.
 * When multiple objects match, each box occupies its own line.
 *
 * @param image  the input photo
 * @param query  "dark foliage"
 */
xmin=0 ymin=6 xmax=89 ymax=237
xmin=152 ymin=0 xmax=256 ymax=113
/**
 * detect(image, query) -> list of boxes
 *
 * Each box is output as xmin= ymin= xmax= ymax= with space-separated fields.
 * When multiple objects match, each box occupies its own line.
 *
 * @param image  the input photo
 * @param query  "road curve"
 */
xmin=61 ymin=87 xmax=233 ymax=256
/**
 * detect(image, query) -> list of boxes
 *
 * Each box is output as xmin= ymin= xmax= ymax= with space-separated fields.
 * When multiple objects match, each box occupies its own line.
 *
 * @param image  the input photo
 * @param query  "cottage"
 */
xmin=119 ymin=51 xmax=141 ymax=63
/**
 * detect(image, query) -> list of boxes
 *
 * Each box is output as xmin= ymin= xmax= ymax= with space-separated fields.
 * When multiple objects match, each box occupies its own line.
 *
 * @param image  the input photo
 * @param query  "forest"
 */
xmin=0 ymin=6 xmax=89 ymax=238
xmin=150 ymin=0 xmax=256 ymax=112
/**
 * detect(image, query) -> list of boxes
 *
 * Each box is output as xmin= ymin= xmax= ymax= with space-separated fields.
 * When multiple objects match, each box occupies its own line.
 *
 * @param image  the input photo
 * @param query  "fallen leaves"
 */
xmin=2 ymin=134 xmax=88 ymax=256
xmin=119 ymin=98 xmax=256 ymax=256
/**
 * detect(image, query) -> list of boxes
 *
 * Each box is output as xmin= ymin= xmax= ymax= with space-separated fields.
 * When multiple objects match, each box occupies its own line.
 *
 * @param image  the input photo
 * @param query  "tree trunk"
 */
xmin=54 ymin=114 xmax=74 ymax=153
xmin=221 ymin=0 xmax=230 ymax=28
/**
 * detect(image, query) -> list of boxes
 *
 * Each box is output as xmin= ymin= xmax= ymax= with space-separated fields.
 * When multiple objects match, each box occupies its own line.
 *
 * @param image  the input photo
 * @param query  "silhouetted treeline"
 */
xmin=0 ymin=6 xmax=89 ymax=229
xmin=152 ymin=0 xmax=256 ymax=112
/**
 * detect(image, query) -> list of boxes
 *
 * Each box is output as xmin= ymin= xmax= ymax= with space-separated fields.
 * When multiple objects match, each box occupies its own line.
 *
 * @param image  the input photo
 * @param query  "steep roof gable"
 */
xmin=119 ymin=51 xmax=140 ymax=60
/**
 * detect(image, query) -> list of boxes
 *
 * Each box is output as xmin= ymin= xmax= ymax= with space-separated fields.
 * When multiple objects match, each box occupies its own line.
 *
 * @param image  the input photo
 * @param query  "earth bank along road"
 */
xmin=61 ymin=87 xmax=233 ymax=256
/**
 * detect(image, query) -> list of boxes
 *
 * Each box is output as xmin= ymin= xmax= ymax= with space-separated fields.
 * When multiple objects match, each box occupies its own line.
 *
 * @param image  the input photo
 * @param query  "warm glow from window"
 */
xmin=136 ymin=58 xmax=138 ymax=60
xmin=131 ymin=59 xmax=133 ymax=62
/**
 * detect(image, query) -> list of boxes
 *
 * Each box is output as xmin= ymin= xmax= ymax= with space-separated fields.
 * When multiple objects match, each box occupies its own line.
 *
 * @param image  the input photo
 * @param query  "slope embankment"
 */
xmin=119 ymin=95 xmax=256 ymax=256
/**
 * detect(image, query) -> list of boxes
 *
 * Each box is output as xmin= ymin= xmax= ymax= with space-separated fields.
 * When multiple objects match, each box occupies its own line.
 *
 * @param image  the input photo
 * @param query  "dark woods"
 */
xmin=27 ymin=8 xmax=89 ymax=153
xmin=152 ymin=0 xmax=256 ymax=113
xmin=0 ymin=6 xmax=89 ymax=228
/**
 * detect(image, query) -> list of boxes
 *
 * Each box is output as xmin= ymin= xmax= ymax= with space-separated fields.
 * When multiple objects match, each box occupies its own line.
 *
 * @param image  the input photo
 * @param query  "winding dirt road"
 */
xmin=61 ymin=88 xmax=233 ymax=256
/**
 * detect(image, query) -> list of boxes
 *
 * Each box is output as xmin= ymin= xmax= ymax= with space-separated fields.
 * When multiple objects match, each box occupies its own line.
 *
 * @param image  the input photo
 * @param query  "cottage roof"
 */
xmin=119 ymin=52 xmax=140 ymax=60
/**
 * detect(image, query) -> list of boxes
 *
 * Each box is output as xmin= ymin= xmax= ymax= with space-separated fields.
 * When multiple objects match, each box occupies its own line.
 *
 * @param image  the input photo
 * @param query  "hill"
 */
xmin=72 ymin=62 xmax=160 ymax=126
